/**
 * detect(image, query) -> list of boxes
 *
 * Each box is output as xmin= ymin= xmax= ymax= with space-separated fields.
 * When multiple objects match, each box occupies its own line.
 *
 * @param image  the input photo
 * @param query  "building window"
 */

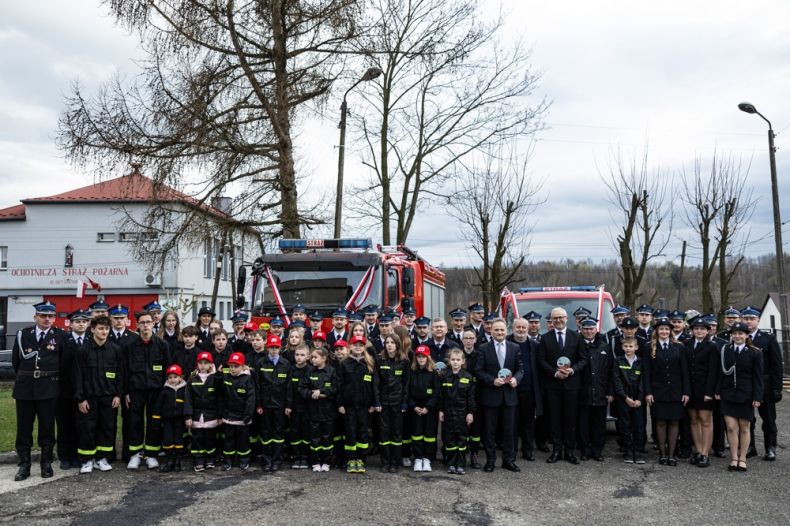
xmin=0 ymin=246 xmax=7 ymax=271
xmin=97 ymin=232 xmax=115 ymax=242
xmin=219 ymin=302 xmax=225 ymax=320
xmin=119 ymin=232 xmax=139 ymax=242
xmin=204 ymin=238 xmax=219 ymax=279
xmin=140 ymin=231 xmax=159 ymax=242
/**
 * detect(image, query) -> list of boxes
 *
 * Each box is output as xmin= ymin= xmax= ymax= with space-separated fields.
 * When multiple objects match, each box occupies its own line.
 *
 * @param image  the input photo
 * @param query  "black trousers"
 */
xmin=333 ymin=415 xmax=346 ymax=464
xmin=261 ymin=409 xmax=286 ymax=460
xmin=578 ymin=404 xmax=607 ymax=456
xmin=535 ymin=413 xmax=550 ymax=447
xmin=290 ymin=410 xmax=310 ymax=460
xmin=616 ymin=401 xmax=645 ymax=456
xmin=545 ymin=388 xmax=579 ymax=451
xmin=483 ymin=404 xmax=516 ymax=463
xmin=752 ymin=397 xmax=778 ymax=450
xmin=16 ymin=398 xmax=57 ymax=459
xmin=343 ymin=406 xmax=370 ymax=461
xmin=56 ymin=398 xmax=78 ymax=462
xmin=443 ymin=417 xmax=468 ymax=468
xmin=128 ymin=389 xmax=162 ymax=456
xmin=223 ymin=424 xmax=251 ymax=460
xmin=162 ymin=418 xmax=186 ymax=456
xmin=516 ymin=390 xmax=536 ymax=454
xmin=190 ymin=427 xmax=217 ymax=459
xmin=409 ymin=409 xmax=438 ymax=460
xmin=379 ymin=406 xmax=404 ymax=465
xmin=76 ymin=396 xmax=117 ymax=461
xmin=309 ymin=419 xmax=333 ymax=464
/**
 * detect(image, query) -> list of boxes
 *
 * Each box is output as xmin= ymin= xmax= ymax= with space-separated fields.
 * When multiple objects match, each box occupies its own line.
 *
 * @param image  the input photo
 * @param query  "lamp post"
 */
xmin=334 ymin=67 xmax=383 ymax=239
xmin=738 ymin=102 xmax=789 ymax=350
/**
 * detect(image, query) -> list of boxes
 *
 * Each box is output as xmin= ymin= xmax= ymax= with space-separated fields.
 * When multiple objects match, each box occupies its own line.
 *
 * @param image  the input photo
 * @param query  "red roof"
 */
xmin=0 ymin=204 xmax=26 ymax=221
xmin=2 ymin=171 xmax=230 ymax=221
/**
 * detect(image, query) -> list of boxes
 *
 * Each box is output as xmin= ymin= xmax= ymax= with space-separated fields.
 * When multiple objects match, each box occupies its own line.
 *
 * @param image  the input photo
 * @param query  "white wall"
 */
xmin=760 ymin=296 xmax=784 ymax=344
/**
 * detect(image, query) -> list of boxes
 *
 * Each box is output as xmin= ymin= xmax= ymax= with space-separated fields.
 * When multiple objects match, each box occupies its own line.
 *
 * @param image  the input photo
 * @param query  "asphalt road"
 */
xmin=0 ymin=402 xmax=788 ymax=526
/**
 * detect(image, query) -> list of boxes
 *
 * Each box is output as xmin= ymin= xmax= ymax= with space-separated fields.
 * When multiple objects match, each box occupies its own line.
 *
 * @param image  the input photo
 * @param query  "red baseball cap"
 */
xmin=196 ymin=351 xmax=213 ymax=363
xmin=243 ymin=321 xmax=257 ymax=331
xmin=312 ymin=331 xmax=326 ymax=341
xmin=266 ymin=335 xmax=282 ymax=348
xmin=350 ymin=335 xmax=366 ymax=345
xmin=166 ymin=364 xmax=183 ymax=376
xmin=414 ymin=345 xmax=431 ymax=357
xmin=228 ymin=352 xmax=245 ymax=366
xmin=333 ymin=339 xmax=347 ymax=348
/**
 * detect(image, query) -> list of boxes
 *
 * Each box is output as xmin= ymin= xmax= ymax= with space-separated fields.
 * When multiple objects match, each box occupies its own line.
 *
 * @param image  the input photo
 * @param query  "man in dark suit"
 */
xmin=12 ymin=301 xmax=65 ymax=481
xmin=538 ymin=307 xmax=588 ymax=464
xmin=427 ymin=318 xmax=459 ymax=363
xmin=475 ymin=318 xmax=523 ymax=472
xmin=447 ymin=308 xmax=468 ymax=346
xmin=508 ymin=317 xmax=543 ymax=461
xmin=325 ymin=308 xmax=349 ymax=348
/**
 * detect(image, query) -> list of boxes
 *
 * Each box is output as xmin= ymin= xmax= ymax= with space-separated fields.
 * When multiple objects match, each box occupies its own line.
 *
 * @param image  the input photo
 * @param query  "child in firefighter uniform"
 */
xmin=439 ymin=348 xmax=476 ymax=475
xmin=184 ymin=351 xmax=224 ymax=471
xmin=153 ymin=365 xmax=188 ymax=472
xmin=612 ymin=337 xmax=647 ymax=464
xmin=337 ymin=335 xmax=381 ymax=474
xmin=255 ymin=334 xmax=292 ymax=472
xmin=221 ymin=352 xmax=256 ymax=470
xmin=287 ymin=345 xmax=312 ymax=469
xmin=376 ymin=334 xmax=410 ymax=472
xmin=409 ymin=345 xmax=439 ymax=472
xmin=72 ymin=316 xmax=124 ymax=474
xmin=301 ymin=348 xmax=338 ymax=471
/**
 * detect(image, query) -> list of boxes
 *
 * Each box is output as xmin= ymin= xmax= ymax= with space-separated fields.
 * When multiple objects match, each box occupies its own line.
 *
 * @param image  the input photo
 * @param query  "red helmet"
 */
xmin=266 ymin=335 xmax=282 ymax=348
xmin=166 ymin=364 xmax=183 ymax=376
xmin=228 ymin=352 xmax=245 ymax=366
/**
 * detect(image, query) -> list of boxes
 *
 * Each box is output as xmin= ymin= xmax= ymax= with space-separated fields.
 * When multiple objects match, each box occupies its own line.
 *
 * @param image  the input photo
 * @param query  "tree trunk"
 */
xmin=210 ymin=234 xmax=227 ymax=310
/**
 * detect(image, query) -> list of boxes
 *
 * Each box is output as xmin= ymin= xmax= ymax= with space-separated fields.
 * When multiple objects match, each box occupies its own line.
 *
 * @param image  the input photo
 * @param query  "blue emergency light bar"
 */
xmin=279 ymin=238 xmax=372 ymax=250
xmin=519 ymin=286 xmax=597 ymax=293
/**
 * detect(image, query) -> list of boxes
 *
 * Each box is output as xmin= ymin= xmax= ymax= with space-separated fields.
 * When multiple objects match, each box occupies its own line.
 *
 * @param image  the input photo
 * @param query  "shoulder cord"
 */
xmin=18 ymin=331 xmax=39 ymax=361
xmin=721 ymin=345 xmax=736 ymax=388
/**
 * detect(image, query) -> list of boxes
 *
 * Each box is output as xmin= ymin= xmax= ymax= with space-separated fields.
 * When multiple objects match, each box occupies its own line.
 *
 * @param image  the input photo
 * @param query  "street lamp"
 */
xmin=738 ymin=101 xmax=789 ymax=349
xmin=334 ymin=67 xmax=383 ymax=239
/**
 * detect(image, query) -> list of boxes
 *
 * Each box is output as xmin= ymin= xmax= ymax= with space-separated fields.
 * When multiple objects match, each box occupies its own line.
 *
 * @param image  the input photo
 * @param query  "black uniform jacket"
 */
xmin=475 ymin=339 xmax=523 ymax=408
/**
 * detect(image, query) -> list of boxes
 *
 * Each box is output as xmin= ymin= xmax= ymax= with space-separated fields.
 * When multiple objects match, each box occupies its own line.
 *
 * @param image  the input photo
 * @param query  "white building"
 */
xmin=0 ymin=171 xmax=258 ymax=347
xmin=760 ymin=292 xmax=788 ymax=345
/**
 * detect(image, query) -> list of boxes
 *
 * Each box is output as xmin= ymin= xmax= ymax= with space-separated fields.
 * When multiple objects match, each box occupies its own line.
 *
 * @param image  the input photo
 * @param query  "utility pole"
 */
xmin=676 ymin=240 xmax=686 ymax=309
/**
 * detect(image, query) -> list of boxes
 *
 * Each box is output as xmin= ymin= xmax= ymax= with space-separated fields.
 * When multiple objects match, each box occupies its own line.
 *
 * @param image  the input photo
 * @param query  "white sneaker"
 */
xmin=95 ymin=458 xmax=112 ymax=472
xmin=413 ymin=458 xmax=423 ymax=472
xmin=321 ymin=464 xmax=330 ymax=472
xmin=401 ymin=457 xmax=412 ymax=467
xmin=422 ymin=459 xmax=432 ymax=472
xmin=80 ymin=461 xmax=94 ymax=474
xmin=145 ymin=456 xmax=160 ymax=469
xmin=127 ymin=453 xmax=141 ymax=470
xmin=312 ymin=464 xmax=322 ymax=472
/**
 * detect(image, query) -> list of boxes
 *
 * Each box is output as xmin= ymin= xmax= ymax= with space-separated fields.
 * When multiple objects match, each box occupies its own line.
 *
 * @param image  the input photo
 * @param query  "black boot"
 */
xmin=40 ymin=446 xmax=54 ymax=478
xmin=469 ymin=451 xmax=480 ymax=469
xmin=271 ymin=444 xmax=283 ymax=471
xmin=14 ymin=450 xmax=31 ymax=482
xmin=175 ymin=456 xmax=182 ymax=472
xmin=159 ymin=455 xmax=174 ymax=473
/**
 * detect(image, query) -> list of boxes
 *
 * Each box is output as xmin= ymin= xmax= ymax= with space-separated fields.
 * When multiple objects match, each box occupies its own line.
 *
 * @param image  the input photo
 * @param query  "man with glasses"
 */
xmin=12 ymin=301 xmax=65 ymax=481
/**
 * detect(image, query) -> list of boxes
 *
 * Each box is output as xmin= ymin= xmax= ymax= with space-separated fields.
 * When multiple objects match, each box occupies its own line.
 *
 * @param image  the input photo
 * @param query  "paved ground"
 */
xmin=0 ymin=401 xmax=788 ymax=526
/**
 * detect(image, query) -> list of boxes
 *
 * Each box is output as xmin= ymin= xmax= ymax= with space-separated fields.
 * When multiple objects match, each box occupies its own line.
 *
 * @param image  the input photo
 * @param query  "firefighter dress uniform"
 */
xmin=12 ymin=301 xmax=64 ymax=481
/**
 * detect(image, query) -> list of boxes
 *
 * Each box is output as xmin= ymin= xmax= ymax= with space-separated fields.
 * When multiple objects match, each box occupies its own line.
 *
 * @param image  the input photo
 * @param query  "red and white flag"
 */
xmin=87 ymin=277 xmax=102 ymax=292
xmin=76 ymin=280 xmax=88 ymax=298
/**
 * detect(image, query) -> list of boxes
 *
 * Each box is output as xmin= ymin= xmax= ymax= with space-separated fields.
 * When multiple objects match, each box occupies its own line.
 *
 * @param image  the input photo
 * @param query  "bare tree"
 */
xmin=348 ymin=0 xmax=547 ymax=245
xmin=58 ymin=0 xmax=361 ymax=246
xmin=681 ymin=152 xmax=756 ymax=313
xmin=601 ymin=146 xmax=673 ymax=309
xmin=446 ymin=142 xmax=544 ymax=310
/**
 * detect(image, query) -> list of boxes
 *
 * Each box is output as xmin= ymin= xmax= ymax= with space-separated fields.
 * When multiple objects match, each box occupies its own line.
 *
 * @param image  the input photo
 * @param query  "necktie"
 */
xmin=496 ymin=342 xmax=506 ymax=368
xmin=694 ymin=340 xmax=698 ymax=350
xmin=77 ymin=337 xmax=83 ymax=346
xmin=38 ymin=331 xmax=46 ymax=344
xmin=663 ymin=343 xmax=668 ymax=352
xmin=557 ymin=331 xmax=564 ymax=350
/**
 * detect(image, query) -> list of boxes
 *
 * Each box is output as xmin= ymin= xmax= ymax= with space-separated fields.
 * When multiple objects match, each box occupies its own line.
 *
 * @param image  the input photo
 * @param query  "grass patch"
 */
xmin=0 ymin=383 xmax=21 ymax=453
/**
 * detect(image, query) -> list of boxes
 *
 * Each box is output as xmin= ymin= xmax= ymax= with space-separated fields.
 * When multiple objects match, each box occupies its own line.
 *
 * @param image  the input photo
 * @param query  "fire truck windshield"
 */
xmin=253 ymin=266 xmax=381 ymax=313
xmin=515 ymin=298 xmax=616 ymax=332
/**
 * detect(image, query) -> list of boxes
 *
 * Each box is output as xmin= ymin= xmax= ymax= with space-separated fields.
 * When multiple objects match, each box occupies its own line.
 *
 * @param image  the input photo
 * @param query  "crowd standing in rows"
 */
xmin=11 ymin=298 xmax=783 ymax=480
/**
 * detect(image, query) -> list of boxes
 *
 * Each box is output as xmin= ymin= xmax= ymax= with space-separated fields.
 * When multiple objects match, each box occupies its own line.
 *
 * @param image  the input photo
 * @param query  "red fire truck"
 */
xmin=499 ymin=285 xmax=617 ymax=332
xmin=239 ymin=239 xmax=446 ymax=330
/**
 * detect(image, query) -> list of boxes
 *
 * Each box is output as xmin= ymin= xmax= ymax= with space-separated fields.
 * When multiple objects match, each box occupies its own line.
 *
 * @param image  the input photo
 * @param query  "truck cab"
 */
xmin=499 ymin=285 xmax=617 ymax=333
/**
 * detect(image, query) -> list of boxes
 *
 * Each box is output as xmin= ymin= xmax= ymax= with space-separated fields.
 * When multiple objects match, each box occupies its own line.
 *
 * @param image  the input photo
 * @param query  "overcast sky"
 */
xmin=2 ymin=1 xmax=789 ymax=271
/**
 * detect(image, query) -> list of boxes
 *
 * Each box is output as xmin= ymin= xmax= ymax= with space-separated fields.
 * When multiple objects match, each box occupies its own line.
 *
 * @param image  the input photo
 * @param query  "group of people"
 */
xmin=10 ymin=298 xmax=784 ymax=481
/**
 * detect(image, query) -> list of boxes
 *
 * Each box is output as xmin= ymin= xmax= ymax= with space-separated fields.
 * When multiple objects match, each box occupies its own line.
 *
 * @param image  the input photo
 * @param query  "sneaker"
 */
xmin=401 ymin=457 xmax=412 ymax=468
xmin=205 ymin=460 xmax=215 ymax=470
xmin=321 ymin=464 xmax=330 ymax=472
xmin=127 ymin=453 xmax=141 ymax=470
xmin=624 ymin=456 xmax=634 ymax=464
xmin=194 ymin=460 xmax=205 ymax=472
xmin=95 ymin=458 xmax=113 ymax=472
xmin=145 ymin=456 xmax=160 ymax=470
xmin=80 ymin=461 xmax=94 ymax=474
xmin=635 ymin=455 xmax=646 ymax=465
xmin=222 ymin=459 xmax=233 ymax=471
xmin=312 ymin=464 xmax=322 ymax=472
xmin=292 ymin=461 xmax=301 ymax=470
xmin=347 ymin=460 xmax=356 ymax=473
xmin=413 ymin=458 xmax=424 ymax=472
xmin=358 ymin=460 xmax=366 ymax=473
xmin=456 ymin=467 xmax=465 ymax=475
xmin=422 ymin=459 xmax=432 ymax=472
xmin=448 ymin=465 xmax=457 ymax=474
xmin=240 ymin=460 xmax=250 ymax=471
